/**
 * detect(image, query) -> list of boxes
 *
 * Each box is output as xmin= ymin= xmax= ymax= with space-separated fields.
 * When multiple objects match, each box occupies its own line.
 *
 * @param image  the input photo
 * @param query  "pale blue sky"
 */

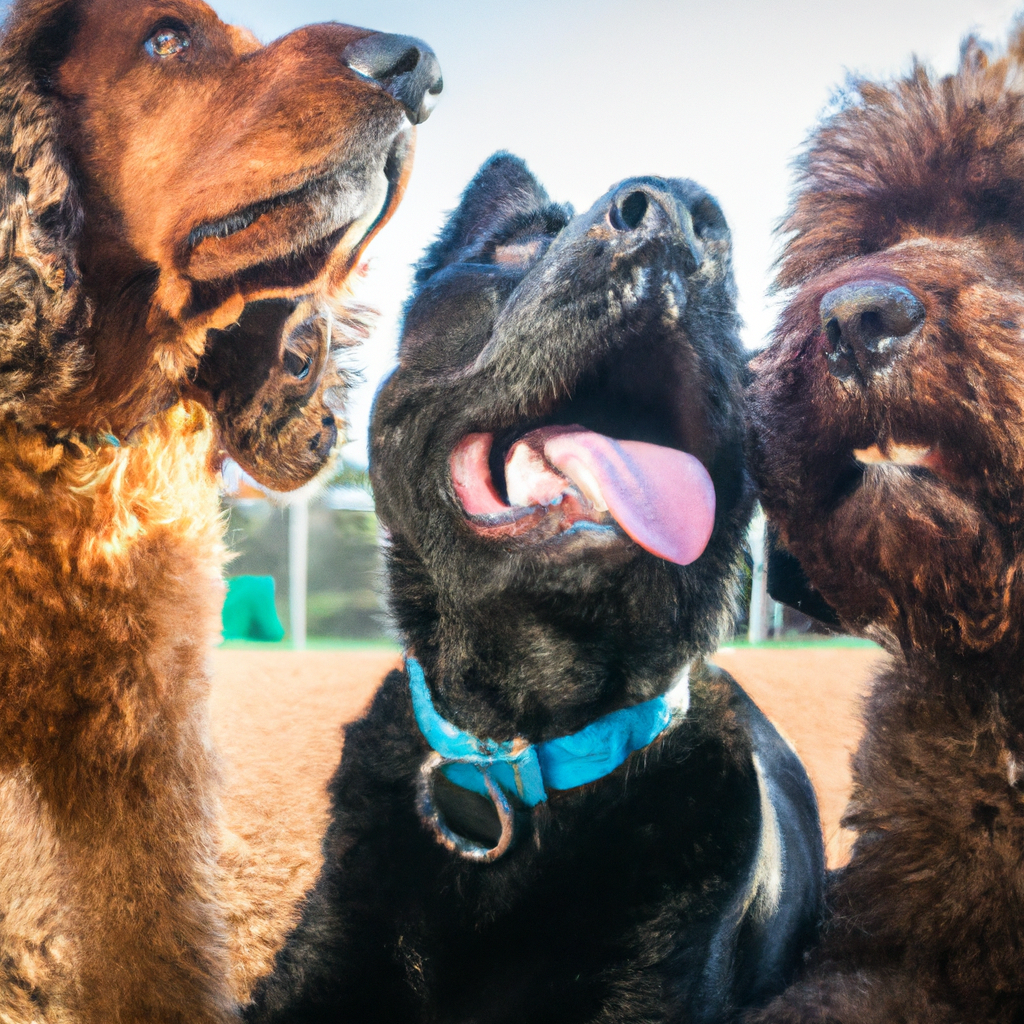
xmin=21 ymin=0 xmax=1024 ymax=461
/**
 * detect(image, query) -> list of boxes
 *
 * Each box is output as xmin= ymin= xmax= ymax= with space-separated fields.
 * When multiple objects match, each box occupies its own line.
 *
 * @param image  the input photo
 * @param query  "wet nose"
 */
xmin=820 ymin=280 xmax=924 ymax=381
xmin=342 ymin=33 xmax=443 ymax=125
xmin=608 ymin=186 xmax=702 ymax=275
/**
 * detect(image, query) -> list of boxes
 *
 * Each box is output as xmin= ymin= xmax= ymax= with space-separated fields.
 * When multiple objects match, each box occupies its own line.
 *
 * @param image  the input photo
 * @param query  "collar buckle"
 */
xmin=407 ymin=655 xmax=688 ymax=864
xmin=416 ymin=752 xmax=516 ymax=863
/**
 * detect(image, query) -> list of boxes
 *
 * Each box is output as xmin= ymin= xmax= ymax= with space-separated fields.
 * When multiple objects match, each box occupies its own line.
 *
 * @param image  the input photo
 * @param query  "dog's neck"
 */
xmin=390 ymin=549 xmax=702 ymax=743
xmin=76 ymin=304 xmax=192 ymax=437
xmin=0 ymin=399 xmax=216 ymax=505
xmin=413 ymin=640 xmax=695 ymax=747
xmin=0 ymin=402 xmax=223 ymax=770
xmin=890 ymin=646 xmax=1024 ymax=748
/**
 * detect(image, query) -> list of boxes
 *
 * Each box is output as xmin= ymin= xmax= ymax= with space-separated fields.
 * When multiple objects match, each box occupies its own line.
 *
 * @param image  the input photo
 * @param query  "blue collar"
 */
xmin=406 ymin=656 xmax=689 ymax=808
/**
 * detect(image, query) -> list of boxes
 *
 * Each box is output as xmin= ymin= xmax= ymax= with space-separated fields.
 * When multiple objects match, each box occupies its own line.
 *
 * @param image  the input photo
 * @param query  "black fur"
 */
xmin=247 ymin=154 xmax=825 ymax=1024
xmin=765 ymin=529 xmax=840 ymax=628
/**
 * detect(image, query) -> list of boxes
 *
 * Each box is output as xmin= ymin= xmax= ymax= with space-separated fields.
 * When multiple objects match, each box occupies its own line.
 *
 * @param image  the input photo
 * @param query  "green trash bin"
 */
xmin=222 ymin=575 xmax=285 ymax=642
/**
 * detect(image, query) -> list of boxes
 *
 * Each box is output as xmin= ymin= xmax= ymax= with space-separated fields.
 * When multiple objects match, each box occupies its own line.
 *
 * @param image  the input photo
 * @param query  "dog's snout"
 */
xmin=819 ymin=280 xmax=924 ymax=382
xmin=342 ymin=33 xmax=443 ymax=125
xmin=608 ymin=185 xmax=702 ymax=275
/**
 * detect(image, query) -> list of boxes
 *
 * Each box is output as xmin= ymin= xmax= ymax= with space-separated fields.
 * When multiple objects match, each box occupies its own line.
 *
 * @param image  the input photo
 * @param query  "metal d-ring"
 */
xmin=416 ymin=752 xmax=516 ymax=862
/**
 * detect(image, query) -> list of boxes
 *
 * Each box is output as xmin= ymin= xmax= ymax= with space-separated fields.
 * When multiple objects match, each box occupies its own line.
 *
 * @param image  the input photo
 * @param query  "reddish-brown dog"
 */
xmin=747 ymin=30 xmax=1024 ymax=1024
xmin=0 ymin=1 xmax=439 ymax=1021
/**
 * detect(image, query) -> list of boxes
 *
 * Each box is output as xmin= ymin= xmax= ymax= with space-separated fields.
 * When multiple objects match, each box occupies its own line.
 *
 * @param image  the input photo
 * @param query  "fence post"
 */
xmin=288 ymin=495 xmax=309 ymax=650
xmin=748 ymin=507 xmax=770 ymax=644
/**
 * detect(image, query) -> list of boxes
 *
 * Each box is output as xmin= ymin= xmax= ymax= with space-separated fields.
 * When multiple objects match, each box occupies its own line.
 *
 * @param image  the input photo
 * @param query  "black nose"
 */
xmin=342 ymin=33 xmax=443 ymax=125
xmin=819 ymin=280 xmax=924 ymax=381
xmin=607 ymin=185 xmax=702 ymax=275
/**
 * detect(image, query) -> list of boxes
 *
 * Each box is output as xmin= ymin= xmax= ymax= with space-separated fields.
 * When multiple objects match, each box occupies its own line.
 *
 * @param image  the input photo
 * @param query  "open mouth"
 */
xmin=830 ymin=438 xmax=946 ymax=508
xmin=449 ymin=351 xmax=717 ymax=566
xmin=187 ymin=176 xmax=331 ymax=250
xmin=185 ymin=129 xmax=411 ymax=263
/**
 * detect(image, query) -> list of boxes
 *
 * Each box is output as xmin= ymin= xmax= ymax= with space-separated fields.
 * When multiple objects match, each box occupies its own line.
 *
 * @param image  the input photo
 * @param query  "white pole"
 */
xmin=288 ymin=495 xmax=309 ymax=650
xmin=747 ymin=507 xmax=770 ymax=645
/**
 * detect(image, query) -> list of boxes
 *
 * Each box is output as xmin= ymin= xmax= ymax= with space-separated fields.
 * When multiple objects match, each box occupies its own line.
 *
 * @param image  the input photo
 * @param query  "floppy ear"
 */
xmin=765 ymin=526 xmax=841 ymax=628
xmin=194 ymin=297 xmax=360 ymax=491
xmin=0 ymin=1 xmax=91 ymax=422
xmin=413 ymin=152 xmax=553 ymax=284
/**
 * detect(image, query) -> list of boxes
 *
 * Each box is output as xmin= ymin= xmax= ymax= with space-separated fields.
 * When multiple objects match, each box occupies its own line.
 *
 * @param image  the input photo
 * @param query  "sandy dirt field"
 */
xmin=210 ymin=643 xmax=885 ymax=996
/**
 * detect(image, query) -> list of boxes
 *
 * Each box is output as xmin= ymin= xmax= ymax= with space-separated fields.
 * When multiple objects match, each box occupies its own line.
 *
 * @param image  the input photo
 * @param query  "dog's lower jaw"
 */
xmin=0 ymin=404 xmax=236 ymax=1024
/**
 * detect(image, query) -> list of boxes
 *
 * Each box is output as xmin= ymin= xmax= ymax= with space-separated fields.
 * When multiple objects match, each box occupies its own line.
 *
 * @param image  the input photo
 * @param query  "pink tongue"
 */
xmin=541 ymin=428 xmax=715 ymax=565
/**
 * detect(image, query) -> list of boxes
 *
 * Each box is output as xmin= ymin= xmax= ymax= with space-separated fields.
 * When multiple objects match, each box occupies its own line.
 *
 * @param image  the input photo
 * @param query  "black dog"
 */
xmin=246 ymin=154 xmax=824 ymax=1024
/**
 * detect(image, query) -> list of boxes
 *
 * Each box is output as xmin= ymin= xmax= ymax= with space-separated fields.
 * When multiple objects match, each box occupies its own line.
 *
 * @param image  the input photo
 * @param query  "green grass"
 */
xmin=718 ymin=635 xmax=880 ymax=651
xmin=217 ymin=638 xmax=401 ymax=653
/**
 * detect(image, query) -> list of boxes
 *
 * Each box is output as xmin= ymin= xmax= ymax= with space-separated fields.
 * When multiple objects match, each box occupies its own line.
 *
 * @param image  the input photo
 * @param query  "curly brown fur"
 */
xmin=0 ymin=1 xmax=437 ymax=1021
xmin=0 ymin=1 xmax=92 ymax=419
xmin=192 ymin=298 xmax=370 ymax=491
xmin=747 ymin=27 xmax=1024 ymax=1024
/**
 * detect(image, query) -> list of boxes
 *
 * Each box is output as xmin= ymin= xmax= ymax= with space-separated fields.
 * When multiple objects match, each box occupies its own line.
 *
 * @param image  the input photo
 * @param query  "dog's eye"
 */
xmin=283 ymin=349 xmax=312 ymax=381
xmin=146 ymin=27 xmax=191 ymax=59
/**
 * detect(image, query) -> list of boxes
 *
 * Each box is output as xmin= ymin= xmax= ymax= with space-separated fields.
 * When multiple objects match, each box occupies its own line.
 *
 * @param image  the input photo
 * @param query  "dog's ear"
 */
xmin=0 ymin=1 xmax=91 ymax=422
xmin=195 ymin=298 xmax=352 ymax=491
xmin=766 ymin=526 xmax=841 ymax=628
xmin=413 ymin=152 xmax=552 ymax=285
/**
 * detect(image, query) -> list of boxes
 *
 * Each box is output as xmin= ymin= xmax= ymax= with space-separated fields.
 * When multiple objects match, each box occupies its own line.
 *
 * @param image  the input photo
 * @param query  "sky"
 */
xmin=33 ymin=0 xmax=1024 ymax=462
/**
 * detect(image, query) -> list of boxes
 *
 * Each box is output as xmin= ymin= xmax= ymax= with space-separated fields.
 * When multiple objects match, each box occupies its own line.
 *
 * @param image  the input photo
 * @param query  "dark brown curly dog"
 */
xmin=193 ymin=298 xmax=367 ymax=491
xmin=0 ymin=1 xmax=439 ymax=1021
xmin=746 ymin=29 xmax=1024 ymax=1024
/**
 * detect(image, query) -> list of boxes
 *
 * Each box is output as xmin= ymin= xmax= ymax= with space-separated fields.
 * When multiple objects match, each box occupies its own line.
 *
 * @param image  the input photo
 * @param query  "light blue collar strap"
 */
xmin=408 ymin=657 xmax=548 ymax=805
xmin=407 ymin=656 xmax=688 ymax=808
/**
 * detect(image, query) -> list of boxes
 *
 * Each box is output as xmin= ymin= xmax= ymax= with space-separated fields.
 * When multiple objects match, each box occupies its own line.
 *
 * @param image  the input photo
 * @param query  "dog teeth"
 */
xmin=558 ymin=460 xmax=609 ymax=512
xmin=888 ymin=443 xmax=934 ymax=466
xmin=504 ymin=437 xmax=611 ymax=511
xmin=853 ymin=445 xmax=887 ymax=465
xmin=505 ymin=441 xmax=568 ymax=508
xmin=853 ymin=443 xmax=933 ymax=467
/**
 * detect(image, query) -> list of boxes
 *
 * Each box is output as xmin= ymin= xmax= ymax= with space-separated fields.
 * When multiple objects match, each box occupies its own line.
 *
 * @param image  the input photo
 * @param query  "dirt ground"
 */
xmin=210 ymin=643 xmax=884 ymax=995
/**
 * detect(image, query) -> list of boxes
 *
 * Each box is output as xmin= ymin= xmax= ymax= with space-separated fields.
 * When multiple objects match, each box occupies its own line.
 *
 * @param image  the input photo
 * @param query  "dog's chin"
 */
xmin=466 ymin=503 xmax=636 ymax=565
xmin=770 ymin=436 xmax=1012 ymax=650
xmin=227 ymin=423 xmax=338 ymax=492
xmin=816 ymin=437 xmax=947 ymax=513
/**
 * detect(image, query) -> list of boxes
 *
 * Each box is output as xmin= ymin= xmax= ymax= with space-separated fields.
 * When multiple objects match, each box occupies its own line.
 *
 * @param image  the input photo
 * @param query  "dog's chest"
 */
xmin=335 ymin=674 xmax=764 ymax=1020
xmin=0 ymin=771 xmax=82 ymax=1024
